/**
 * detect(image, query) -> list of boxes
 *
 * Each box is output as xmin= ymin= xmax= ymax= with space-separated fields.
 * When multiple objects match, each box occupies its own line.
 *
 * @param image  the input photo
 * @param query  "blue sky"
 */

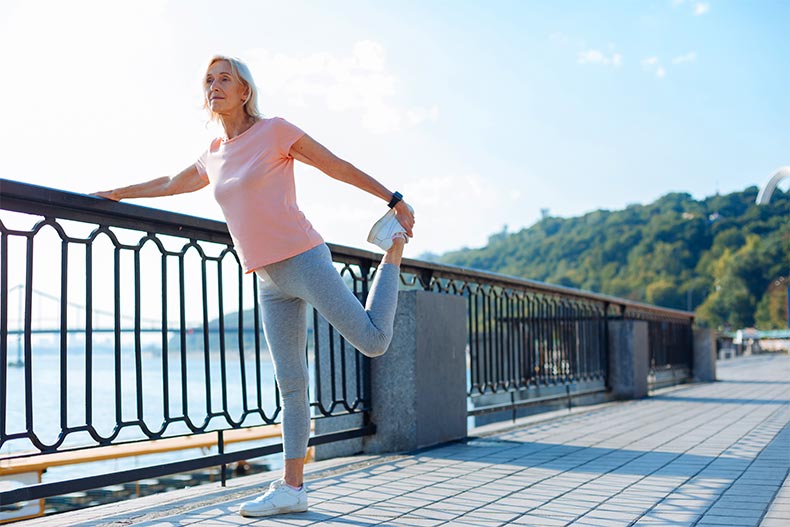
xmin=1 ymin=0 xmax=788 ymax=256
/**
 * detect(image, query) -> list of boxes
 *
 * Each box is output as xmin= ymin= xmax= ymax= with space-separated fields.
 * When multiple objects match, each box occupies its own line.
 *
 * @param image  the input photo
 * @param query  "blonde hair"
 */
xmin=203 ymin=55 xmax=262 ymax=121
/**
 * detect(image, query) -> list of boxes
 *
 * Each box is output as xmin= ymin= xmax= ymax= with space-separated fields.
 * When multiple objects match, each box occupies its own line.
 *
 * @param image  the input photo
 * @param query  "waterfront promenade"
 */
xmin=16 ymin=353 xmax=789 ymax=527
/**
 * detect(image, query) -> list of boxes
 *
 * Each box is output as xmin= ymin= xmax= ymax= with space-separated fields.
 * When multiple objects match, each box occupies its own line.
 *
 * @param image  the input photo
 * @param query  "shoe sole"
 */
xmin=367 ymin=205 xmax=413 ymax=250
xmin=366 ymin=210 xmax=397 ymax=245
xmin=239 ymin=504 xmax=308 ymax=517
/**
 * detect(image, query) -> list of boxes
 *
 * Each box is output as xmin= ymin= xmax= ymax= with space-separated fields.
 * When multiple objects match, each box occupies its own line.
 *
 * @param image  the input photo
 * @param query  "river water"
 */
xmin=3 ymin=335 xmax=289 ymax=485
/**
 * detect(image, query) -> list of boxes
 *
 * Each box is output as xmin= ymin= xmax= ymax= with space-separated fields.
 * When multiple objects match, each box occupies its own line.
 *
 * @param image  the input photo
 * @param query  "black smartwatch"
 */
xmin=388 ymin=191 xmax=403 ymax=209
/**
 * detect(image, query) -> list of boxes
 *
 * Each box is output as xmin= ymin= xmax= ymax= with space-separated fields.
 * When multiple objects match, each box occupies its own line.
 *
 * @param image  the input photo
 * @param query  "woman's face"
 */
xmin=205 ymin=60 xmax=248 ymax=116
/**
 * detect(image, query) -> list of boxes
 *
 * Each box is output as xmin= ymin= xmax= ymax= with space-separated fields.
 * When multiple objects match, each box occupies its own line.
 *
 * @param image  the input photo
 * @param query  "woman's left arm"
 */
xmin=290 ymin=134 xmax=414 ymax=236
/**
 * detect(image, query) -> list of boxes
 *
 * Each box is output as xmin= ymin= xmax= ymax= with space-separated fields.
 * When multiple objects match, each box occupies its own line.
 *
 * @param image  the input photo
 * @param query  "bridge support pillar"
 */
xmin=607 ymin=320 xmax=649 ymax=400
xmin=693 ymin=328 xmax=717 ymax=382
xmin=363 ymin=290 xmax=467 ymax=454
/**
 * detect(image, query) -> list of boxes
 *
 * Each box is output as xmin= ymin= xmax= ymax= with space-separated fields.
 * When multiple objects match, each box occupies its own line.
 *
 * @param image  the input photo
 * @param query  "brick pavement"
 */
xmin=18 ymin=354 xmax=790 ymax=527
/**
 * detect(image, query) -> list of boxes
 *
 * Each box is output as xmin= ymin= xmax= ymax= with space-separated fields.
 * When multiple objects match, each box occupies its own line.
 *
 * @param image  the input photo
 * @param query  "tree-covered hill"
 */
xmin=439 ymin=186 xmax=789 ymax=329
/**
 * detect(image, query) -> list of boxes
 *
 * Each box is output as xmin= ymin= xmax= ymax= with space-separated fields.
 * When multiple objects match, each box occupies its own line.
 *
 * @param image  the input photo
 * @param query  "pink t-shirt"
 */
xmin=195 ymin=117 xmax=324 ymax=273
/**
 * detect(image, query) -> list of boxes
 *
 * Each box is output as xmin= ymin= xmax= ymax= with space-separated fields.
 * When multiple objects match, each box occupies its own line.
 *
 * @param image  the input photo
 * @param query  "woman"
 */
xmin=94 ymin=55 xmax=415 ymax=518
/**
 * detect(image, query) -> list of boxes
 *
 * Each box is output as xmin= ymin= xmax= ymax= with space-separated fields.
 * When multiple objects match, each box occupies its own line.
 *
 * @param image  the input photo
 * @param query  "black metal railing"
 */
xmin=392 ymin=260 xmax=694 ymax=417
xmin=0 ymin=178 xmax=696 ymax=506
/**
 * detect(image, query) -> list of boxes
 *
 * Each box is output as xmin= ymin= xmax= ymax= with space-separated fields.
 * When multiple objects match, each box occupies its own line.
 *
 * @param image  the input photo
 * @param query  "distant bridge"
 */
xmin=5 ymin=284 xmax=256 ymax=335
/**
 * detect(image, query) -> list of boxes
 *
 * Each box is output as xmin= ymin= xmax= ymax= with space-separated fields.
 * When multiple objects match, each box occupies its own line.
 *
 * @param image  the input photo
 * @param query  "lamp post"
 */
xmin=756 ymin=167 xmax=790 ymax=328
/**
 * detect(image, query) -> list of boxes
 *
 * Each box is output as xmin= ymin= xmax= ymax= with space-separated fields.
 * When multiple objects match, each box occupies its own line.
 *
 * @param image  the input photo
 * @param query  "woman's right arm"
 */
xmin=93 ymin=163 xmax=208 ymax=201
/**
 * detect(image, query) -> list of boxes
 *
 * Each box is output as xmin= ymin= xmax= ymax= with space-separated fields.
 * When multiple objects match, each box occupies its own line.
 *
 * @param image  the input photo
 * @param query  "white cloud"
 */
xmin=642 ymin=57 xmax=668 ymax=78
xmin=672 ymin=52 xmax=698 ymax=64
xmin=246 ymin=42 xmax=438 ymax=134
xmin=694 ymin=3 xmax=710 ymax=15
xmin=673 ymin=0 xmax=711 ymax=16
xmin=640 ymin=52 xmax=696 ymax=79
xmin=577 ymin=49 xmax=623 ymax=67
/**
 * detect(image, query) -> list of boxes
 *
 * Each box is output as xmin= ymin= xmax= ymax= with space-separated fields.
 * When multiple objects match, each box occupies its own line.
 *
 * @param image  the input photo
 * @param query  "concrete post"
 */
xmin=693 ymin=328 xmax=717 ymax=382
xmin=363 ymin=290 xmax=467 ymax=454
xmin=607 ymin=320 xmax=649 ymax=400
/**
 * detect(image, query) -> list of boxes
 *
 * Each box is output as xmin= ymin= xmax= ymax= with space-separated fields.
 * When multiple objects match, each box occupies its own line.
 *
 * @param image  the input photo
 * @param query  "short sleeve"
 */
xmin=272 ymin=117 xmax=306 ymax=158
xmin=195 ymin=150 xmax=209 ymax=181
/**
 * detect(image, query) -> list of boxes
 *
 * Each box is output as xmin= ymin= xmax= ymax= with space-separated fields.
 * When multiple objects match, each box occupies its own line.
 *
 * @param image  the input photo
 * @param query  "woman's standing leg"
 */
xmin=238 ymin=276 xmax=312 ymax=518
xmin=257 ymin=275 xmax=310 ymax=484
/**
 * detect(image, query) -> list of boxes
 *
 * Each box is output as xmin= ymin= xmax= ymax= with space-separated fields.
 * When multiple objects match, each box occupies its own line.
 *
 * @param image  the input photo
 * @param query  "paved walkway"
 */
xmin=19 ymin=354 xmax=790 ymax=527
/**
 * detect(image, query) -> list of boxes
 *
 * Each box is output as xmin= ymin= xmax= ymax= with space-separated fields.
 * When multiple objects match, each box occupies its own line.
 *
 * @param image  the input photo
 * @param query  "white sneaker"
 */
xmin=238 ymin=479 xmax=308 ymax=518
xmin=367 ymin=205 xmax=413 ymax=251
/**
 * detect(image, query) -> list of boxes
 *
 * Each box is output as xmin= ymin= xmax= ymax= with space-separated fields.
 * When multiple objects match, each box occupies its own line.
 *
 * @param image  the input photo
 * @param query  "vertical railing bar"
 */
xmin=511 ymin=292 xmax=517 ymax=389
xmin=161 ymin=249 xmax=170 ymax=422
xmin=23 ymin=235 xmax=35 ymax=439
xmin=496 ymin=289 xmax=504 ymax=391
xmin=178 ymin=254 xmax=189 ymax=423
xmin=535 ymin=296 xmax=542 ymax=386
xmin=237 ymin=265 xmax=248 ymax=414
xmin=479 ymin=287 xmax=487 ymax=392
xmin=59 ymin=237 xmax=69 ymax=435
xmin=218 ymin=430 xmax=226 ymax=487
xmin=133 ymin=246 xmax=144 ymax=425
xmin=568 ymin=300 xmax=575 ymax=381
xmin=201 ymin=258 xmax=211 ymax=417
xmin=551 ymin=298 xmax=557 ymax=384
xmin=328 ymin=325 xmax=337 ymax=411
xmin=339 ymin=335 xmax=348 ymax=410
xmin=113 ymin=243 xmax=123 ymax=428
xmin=85 ymin=240 xmax=94 ymax=431
xmin=602 ymin=302 xmax=610 ymax=383
xmin=526 ymin=295 xmax=534 ymax=386
xmin=560 ymin=298 xmax=567 ymax=383
xmin=507 ymin=291 xmax=515 ymax=389
xmin=582 ymin=303 xmax=591 ymax=381
xmin=540 ymin=297 xmax=548 ymax=386
xmin=490 ymin=287 xmax=504 ymax=392
xmin=216 ymin=261 xmax=229 ymax=418
xmin=467 ymin=290 xmax=476 ymax=395
xmin=0 ymin=231 xmax=9 ymax=441
xmin=500 ymin=290 xmax=507 ymax=390
xmin=520 ymin=294 xmax=527 ymax=387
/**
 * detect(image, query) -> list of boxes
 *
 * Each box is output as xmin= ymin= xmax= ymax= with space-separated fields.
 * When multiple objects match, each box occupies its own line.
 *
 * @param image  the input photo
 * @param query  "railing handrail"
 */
xmin=1 ymin=177 xmax=694 ymax=321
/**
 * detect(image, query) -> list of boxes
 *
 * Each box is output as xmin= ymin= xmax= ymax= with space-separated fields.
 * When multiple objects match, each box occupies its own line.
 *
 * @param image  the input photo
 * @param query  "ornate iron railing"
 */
xmin=0 ymin=178 xmax=695 ymax=507
xmin=394 ymin=260 xmax=694 ymax=416
xmin=0 ymin=179 xmax=375 ymax=505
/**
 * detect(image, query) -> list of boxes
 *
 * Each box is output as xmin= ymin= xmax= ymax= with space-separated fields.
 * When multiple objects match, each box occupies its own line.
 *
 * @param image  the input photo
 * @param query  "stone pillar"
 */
xmin=693 ymin=328 xmax=717 ymax=382
xmin=363 ymin=290 xmax=467 ymax=454
xmin=607 ymin=320 xmax=649 ymax=400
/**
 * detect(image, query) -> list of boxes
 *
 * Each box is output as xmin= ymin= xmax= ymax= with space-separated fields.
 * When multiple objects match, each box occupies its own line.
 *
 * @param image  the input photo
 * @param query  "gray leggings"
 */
xmin=254 ymin=243 xmax=399 ymax=460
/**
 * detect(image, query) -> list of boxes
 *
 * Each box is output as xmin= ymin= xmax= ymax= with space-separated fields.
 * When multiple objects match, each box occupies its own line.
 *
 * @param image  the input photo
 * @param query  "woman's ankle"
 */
xmin=382 ymin=237 xmax=406 ymax=266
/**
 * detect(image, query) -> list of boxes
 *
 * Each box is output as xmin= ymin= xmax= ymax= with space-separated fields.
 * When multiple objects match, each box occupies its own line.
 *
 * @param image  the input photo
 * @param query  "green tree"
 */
xmin=439 ymin=186 xmax=788 ymax=328
xmin=754 ymin=279 xmax=789 ymax=329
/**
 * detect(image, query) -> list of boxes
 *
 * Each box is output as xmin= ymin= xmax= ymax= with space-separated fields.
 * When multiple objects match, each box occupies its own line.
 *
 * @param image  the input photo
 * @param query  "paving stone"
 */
xmin=697 ymin=514 xmax=762 ymax=526
xmin=510 ymin=513 xmax=568 ymax=526
xmin=760 ymin=520 xmax=790 ymax=527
